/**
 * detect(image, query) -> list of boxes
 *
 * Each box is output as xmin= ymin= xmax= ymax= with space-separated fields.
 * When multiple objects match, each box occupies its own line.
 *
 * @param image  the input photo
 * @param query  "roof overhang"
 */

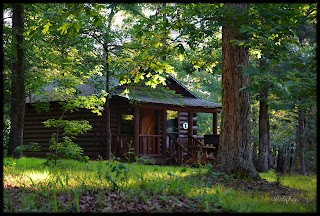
xmin=112 ymin=86 xmax=222 ymax=113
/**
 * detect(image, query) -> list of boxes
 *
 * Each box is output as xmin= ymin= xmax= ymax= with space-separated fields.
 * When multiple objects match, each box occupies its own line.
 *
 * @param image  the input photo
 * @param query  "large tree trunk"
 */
xmin=257 ymin=91 xmax=270 ymax=172
xmin=217 ymin=3 xmax=260 ymax=180
xmin=298 ymin=107 xmax=306 ymax=175
xmin=7 ymin=4 xmax=25 ymax=157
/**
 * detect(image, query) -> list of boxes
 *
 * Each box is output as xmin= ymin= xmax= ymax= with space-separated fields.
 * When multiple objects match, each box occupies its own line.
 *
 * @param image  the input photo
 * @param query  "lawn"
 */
xmin=3 ymin=157 xmax=317 ymax=213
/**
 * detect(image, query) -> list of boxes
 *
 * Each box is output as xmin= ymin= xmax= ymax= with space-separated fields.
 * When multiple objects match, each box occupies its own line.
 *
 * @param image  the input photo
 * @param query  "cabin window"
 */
xmin=120 ymin=113 xmax=134 ymax=134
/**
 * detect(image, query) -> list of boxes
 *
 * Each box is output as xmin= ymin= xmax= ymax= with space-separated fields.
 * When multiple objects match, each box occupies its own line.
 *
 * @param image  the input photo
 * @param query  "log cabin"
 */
xmin=24 ymin=75 xmax=222 ymax=165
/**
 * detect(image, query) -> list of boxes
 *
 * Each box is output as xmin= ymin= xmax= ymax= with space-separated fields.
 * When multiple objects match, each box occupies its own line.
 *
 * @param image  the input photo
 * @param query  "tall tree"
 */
xmin=217 ymin=3 xmax=259 ymax=179
xmin=7 ymin=3 xmax=25 ymax=157
xmin=102 ymin=4 xmax=116 ymax=160
xmin=238 ymin=3 xmax=315 ymax=173
xmin=295 ymin=6 xmax=316 ymax=175
xmin=257 ymin=56 xmax=270 ymax=172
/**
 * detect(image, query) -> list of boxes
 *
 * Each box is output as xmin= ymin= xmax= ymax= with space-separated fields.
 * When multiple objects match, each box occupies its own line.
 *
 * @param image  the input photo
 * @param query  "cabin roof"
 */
xmin=113 ymin=85 xmax=221 ymax=109
xmin=25 ymin=75 xmax=221 ymax=110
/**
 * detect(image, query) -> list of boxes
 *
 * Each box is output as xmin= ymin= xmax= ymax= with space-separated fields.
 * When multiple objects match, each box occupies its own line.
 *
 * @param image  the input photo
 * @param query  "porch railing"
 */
xmin=138 ymin=134 xmax=162 ymax=156
xmin=111 ymin=134 xmax=133 ymax=156
xmin=167 ymin=133 xmax=185 ymax=165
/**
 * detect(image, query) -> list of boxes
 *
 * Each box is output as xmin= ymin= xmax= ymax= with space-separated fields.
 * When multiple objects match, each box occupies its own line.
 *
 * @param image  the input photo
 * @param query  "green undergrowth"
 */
xmin=3 ymin=157 xmax=317 ymax=213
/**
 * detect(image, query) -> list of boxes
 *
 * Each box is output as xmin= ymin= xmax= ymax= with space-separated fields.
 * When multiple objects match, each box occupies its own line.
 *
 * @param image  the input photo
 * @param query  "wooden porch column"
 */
xmin=213 ymin=112 xmax=218 ymax=135
xmin=161 ymin=110 xmax=167 ymax=159
xmin=134 ymin=106 xmax=140 ymax=156
xmin=188 ymin=111 xmax=193 ymax=148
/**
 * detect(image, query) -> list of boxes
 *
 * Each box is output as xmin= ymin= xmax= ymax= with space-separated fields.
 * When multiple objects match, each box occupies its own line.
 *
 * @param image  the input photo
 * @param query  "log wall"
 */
xmin=23 ymin=97 xmax=132 ymax=159
xmin=178 ymin=112 xmax=197 ymax=138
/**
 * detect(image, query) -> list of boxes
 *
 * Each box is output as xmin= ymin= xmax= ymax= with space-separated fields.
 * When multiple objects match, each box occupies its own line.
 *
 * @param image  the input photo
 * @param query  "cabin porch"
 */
xmin=111 ymin=105 xmax=221 ymax=165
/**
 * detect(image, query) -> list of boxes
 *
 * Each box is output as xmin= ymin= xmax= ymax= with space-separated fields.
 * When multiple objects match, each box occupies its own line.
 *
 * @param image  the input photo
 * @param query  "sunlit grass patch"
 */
xmin=260 ymin=170 xmax=317 ymax=199
xmin=218 ymin=189 xmax=315 ymax=213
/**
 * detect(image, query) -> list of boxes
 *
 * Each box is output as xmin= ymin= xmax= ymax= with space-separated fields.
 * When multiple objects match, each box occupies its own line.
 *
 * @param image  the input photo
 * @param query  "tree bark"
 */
xmin=105 ymin=96 xmax=112 ymax=160
xmin=104 ymin=42 xmax=112 ymax=160
xmin=103 ymin=7 xmax=116 ymax=160
xmin=298 ymin=107 xmax=306 ymax=175
xmin=257 ymin=91 xmax=269 ymax=172
xmin=102 ymin=36 xmax=112 ymax=160
xmin=7 ymin=4 xmax=25 ymax=157
xmin=276 ymin=146 xmax=288 ymax=175
xmin=217 ymin=3 xmax=260 ymax=180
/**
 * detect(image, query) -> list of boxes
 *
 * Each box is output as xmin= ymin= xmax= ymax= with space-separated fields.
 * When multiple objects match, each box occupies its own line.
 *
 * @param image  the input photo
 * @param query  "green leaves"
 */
xmin=43 ymin=119 xmax=92 ymax=136
xmin=42 ymin=22 xmax=51 ymax=34
xmin=57 ymin=23 xmax=71 ymax=35
xmin=64 ymin=95 xmax=107 ymax=116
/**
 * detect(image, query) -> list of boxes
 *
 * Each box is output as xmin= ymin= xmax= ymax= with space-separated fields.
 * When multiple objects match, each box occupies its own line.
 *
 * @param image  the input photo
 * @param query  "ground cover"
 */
xmin=3 ymin=157 xmax=317 ymax=213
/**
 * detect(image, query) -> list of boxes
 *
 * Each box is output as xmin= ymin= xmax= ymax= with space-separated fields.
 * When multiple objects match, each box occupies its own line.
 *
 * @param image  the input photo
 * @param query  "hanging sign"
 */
xmin=182 ymin=123 xmax=188 ymax=129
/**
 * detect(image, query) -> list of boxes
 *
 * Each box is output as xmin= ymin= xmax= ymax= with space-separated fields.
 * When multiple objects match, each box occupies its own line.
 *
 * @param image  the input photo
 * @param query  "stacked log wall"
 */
xmin=24 ymin=102 xmax=108 ymax=159
xmin=24 ymin=97 xmax=132 ymax=159
xmin=178 ymin=112 xmax=197 ymax=138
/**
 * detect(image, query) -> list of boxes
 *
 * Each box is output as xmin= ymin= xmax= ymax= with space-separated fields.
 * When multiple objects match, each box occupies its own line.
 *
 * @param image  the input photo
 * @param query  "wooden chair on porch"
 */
xmin=204 ymin=134 xmax=219 ymax=162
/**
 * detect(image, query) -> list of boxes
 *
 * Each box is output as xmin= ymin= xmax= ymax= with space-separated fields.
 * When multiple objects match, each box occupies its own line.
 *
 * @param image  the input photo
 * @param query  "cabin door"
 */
xmin=140 ymin=109 xmax=159 ymax=155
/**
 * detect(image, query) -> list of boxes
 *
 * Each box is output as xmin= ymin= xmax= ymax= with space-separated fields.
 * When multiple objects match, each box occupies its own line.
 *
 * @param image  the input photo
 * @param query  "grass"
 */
xmin=3 ymin=157 xmax=317 ymax=213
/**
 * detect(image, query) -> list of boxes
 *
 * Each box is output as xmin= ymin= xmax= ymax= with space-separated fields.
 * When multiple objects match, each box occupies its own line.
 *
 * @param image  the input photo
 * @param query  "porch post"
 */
xmin=134 ymin=106 xmax=140 ymax=157
xmin=188 ymin=111 xmax=193 ymax=148
xmin=213 ymin=112 xmax=218 ymax=135
xmin=161 ymin=110 xmax=167 ymax=159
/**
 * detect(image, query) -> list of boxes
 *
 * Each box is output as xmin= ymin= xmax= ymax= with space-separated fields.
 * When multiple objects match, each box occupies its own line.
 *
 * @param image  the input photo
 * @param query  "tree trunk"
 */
xmin=217 ymin=3 xmax=260 ymax=180
xmin=7 ymin=4 xmax=25 ymax=157
xmin=105 ymin=96 xmax=112 ymax=160
xmin=257 ymin=91 xmax=269 ymax=172
xmin=298 ymin=107 xmax=306 ymax=175
xmin=271 ymin=149 xmax=277 ymax=169
xmin=252 ymin=143 xmax=258 ymax=167
xmin=103 ymin=7 xmax=116 ymax=160
xmin=104 ymin=42 xmax=112 ymax=160
xmin=276 ymin=146 xmax=288 ymax=175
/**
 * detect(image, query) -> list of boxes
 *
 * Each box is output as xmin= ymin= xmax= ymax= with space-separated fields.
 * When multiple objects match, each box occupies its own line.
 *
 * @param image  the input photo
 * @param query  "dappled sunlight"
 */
xmin=186 ymin=185 xmax=227 ymax=197
xmin=260 ymin=170 xmax=317 ymax=194
xmin=3 ymin=157 xmax=316 ymax=213
xmin=25 ymin=170 xmax=51 ymax=182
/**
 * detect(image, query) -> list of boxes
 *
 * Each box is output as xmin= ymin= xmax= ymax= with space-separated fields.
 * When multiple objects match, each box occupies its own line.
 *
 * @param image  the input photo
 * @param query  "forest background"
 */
xmin=3 ymin=3 xmax=317 ymax=176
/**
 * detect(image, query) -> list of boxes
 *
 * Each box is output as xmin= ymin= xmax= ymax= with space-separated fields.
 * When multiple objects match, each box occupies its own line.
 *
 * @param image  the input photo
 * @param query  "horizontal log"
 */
xmin=22 ymin=141 xmax=104 ymax=148
xmin=24 ymin=137 xmax=102 ymax=143
xmin=110 ymin=118 xmax=119 ymax=123
xmin=110 ymin=122 xmax=118 ymax=127
xmin=24 ymin=126 xmax=61 ymax=131
xmin=179 ymin=116 xmax=197 ymax=121
xmin=26 ymin=146 xmax=106 ymax=153
xmin=25 ymin=152 xmax=103 ymax=159
xmin=24 ymin=131 xmax=104 ymax=139
xmin=25 ymin=117 xmax=104 ymax=123
xmin=24 ymin=121 xmax=105 ymax=129
xmin=24 ymin=120 xmax=54 ymax=125
xmin=24 ymin=128 xmax=107 ymax=135
xmin=179 ymin=135 xmax=188 ymax=138
xmin=179 ymin=112 xmax=188 ymax=115
xmin=25 ymin=111 xmax=52 ymax=116
xmin=24 ymin=124 xmax=50 ymax=129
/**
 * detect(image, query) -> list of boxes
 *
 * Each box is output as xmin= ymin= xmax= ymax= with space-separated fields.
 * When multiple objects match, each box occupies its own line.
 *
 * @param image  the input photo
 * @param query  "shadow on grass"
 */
xmin=3 ymin=157 xmax=316 ymax=213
